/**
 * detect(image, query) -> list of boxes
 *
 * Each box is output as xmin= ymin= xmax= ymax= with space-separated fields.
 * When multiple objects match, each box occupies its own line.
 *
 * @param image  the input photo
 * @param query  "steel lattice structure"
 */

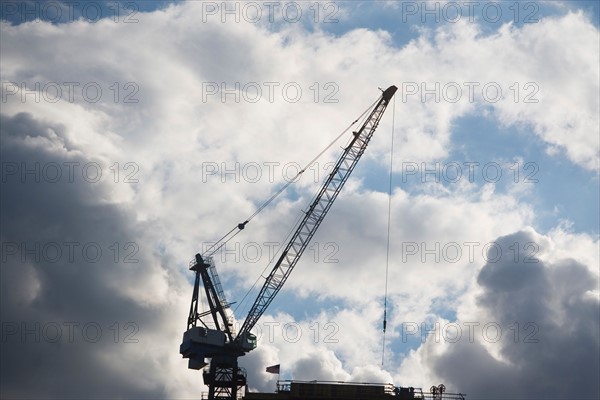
xmin=181 ymin=86 xmax=398 ymax=400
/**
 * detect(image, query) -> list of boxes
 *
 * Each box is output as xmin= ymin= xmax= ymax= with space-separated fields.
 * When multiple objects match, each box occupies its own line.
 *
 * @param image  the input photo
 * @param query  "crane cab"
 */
xmin=180 ymin=326 xmax=227 ymax=370
xmin=238 ymin=331 xmax=257 ymax=352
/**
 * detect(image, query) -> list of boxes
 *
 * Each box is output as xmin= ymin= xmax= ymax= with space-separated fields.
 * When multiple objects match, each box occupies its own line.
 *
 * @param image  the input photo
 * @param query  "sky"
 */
xmin=0 ymin=1 xmax=599 ymax=399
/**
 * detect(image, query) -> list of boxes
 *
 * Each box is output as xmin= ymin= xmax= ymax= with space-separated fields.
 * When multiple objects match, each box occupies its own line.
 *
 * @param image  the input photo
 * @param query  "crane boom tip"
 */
xmin=382 ymin=85 xmax=398 ymax=102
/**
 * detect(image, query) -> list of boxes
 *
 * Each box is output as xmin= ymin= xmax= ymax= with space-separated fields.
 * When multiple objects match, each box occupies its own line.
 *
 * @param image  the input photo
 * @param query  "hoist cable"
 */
xmin=205 ymin=228 xmax=244 ymax=259
xmin=203 ymin=96 xmax=381 ymax=259
xmin=246 ymin=96 xmax=380 ymax=223
xmin=233 ymin=96 xmax=383 ymax=314
xmin=233 ymin=209 xmax=305 ymax=316
xmin=203 ymin=225 xmax=239 ymax=256
xmin=382 ymin=94 xmax=396 ymax=366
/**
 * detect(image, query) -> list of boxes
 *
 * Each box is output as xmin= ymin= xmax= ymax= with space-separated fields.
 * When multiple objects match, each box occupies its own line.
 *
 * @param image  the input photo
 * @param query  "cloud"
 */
xmin=1 ymin=2 xmax=598 ymax=399
xmin=293 ymin=350 xmax=350 ymax=381
xmin=397 ymin=228 xmax=600 ymax=399
xmin=0 ymin=112 xmax=198 ymax=399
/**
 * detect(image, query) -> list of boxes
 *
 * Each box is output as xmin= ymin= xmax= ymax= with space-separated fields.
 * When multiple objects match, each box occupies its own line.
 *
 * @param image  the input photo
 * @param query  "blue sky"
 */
xmin=4 ymin=1 xmax=598 ymax=30
xmin=1 ymin=1 xmax=598 ymax=399
xmin=361 ymin=111 xmax=599 ymax=234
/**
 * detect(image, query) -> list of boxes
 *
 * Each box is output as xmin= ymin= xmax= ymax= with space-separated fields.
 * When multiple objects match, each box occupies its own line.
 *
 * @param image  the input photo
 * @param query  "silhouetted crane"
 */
xmin=180 ymin=85 xmax=398 ymax=399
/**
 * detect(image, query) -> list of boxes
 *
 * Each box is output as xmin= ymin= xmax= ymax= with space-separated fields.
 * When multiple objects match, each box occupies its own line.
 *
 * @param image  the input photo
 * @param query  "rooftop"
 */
xmin=243 ymin=380 xmax=466 ymax=400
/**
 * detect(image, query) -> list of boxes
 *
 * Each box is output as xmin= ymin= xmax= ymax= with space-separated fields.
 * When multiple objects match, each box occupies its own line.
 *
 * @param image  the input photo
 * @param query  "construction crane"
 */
xmin=180 ymin=85 xmax=398 ymax=399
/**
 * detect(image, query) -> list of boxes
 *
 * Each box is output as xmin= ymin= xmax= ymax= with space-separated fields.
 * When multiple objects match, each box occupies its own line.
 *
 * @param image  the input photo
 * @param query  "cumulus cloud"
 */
xmin=0 ymin=112 xmax=199 ymax=398
xmin=397 ymin=228 xmax=599 ymax=399
xmin=1 ymin=2 xmax=598 ymax=399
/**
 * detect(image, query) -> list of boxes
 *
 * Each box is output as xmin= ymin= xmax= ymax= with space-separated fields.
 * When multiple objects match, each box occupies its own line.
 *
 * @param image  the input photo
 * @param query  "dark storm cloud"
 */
xmin=0 ymin=112 xmax=175 ymax=399
xmin=431 ymin=230 xmax=599 ymax=399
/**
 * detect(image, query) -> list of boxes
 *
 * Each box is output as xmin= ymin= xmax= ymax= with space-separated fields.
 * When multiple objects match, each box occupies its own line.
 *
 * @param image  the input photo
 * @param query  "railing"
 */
xmin=274 ymin=380 xmax=465 ymax=399
xmin=417 ymin=392 xmax=466 ymax=400
xmin=201 ymin=392 xmax=245 ymax=400
xmin=205 ymin=257 xmax=228 ymax=305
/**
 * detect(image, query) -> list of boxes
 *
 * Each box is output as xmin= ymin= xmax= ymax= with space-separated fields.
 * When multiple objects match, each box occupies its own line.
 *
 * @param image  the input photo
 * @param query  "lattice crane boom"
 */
xmin=235 ymin=85 xmax=397 ymax=340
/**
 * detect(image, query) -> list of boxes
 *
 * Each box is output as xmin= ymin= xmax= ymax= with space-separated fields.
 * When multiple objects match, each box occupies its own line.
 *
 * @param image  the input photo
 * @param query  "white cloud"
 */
xmin=1 ymin=2 xmax=598 ymax=399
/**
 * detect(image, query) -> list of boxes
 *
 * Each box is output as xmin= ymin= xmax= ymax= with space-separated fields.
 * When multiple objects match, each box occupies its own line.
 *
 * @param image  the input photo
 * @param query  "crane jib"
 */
xmin=235 ymin=85 xmax=398 ymax=340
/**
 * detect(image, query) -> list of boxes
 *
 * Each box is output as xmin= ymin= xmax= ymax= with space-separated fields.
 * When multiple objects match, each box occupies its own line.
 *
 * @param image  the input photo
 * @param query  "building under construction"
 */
xmin=243 ymin=381 xmax=465 ymax=400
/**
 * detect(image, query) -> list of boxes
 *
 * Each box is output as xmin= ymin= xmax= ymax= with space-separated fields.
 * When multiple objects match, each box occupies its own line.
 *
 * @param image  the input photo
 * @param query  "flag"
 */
xmin=265 ymin=364 xmax=280 ymax=374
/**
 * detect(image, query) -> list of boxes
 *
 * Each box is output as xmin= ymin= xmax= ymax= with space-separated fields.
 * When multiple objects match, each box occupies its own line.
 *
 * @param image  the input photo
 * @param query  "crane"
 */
xmin=180 ymin=85 xmax=398 ymax=399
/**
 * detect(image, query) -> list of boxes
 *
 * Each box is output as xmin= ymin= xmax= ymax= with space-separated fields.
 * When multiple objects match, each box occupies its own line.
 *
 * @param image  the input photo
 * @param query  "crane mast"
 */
xmin=180 ymin=85 xmax=397 ymax=400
